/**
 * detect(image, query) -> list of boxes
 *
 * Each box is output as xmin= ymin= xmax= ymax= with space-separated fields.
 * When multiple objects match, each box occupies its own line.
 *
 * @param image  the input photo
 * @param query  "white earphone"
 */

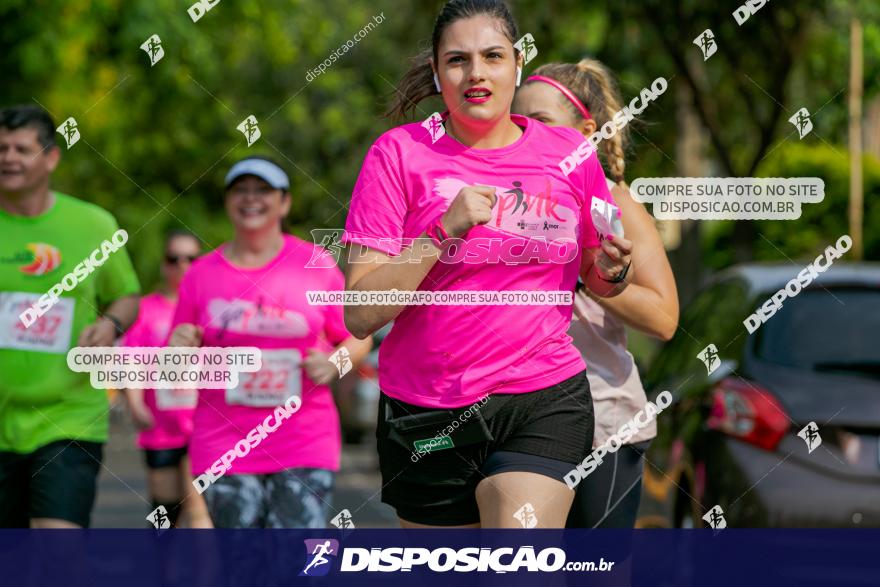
xmin=433 ymin=71 xmax=441 ymax=93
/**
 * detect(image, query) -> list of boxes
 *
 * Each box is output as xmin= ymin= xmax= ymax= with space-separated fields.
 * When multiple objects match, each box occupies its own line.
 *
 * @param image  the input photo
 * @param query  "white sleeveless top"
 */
xmin=570 ymin=177 xmax=656 ymax=447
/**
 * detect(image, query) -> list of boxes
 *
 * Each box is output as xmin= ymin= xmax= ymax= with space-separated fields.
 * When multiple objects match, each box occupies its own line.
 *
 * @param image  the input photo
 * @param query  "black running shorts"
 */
xmin=144 ymin=445 xmax=188 ymax=470
xmin=0 ymin=439 xmax=103 ymax=527
xmin=377 ymin=370 xmax=593 ymax=526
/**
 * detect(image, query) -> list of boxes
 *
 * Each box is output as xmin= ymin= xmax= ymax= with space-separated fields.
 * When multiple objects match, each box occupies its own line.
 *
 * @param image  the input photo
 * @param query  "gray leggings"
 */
xmin=203 ymin=468 xmax=334 ymax=528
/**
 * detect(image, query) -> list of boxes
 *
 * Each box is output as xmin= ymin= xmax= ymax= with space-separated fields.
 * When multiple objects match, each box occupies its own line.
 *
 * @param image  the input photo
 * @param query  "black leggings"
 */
xmin=566 ymin=441 xmax=650 ymax=528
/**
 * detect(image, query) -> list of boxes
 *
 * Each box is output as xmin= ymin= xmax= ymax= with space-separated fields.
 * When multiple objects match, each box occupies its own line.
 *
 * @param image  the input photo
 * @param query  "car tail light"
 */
xmin=706 ymin=377 xmax=789 ymax=450
xmin=358 ymin=362 xmax=378 ymax=380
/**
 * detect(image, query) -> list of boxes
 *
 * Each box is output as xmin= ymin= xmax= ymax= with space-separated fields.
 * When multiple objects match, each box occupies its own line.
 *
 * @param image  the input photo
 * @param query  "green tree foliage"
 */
xmin=1 ymin=0 xmax=876 ymax=292
xmin=703 ymin=143 xmax=880 ymax=269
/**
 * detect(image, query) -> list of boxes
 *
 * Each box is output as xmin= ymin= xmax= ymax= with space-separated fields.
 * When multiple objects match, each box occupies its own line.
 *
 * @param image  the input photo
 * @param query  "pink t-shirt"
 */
xmin=170 ymin=234 xmax=350 ymax=475
xmin=121 ymin=292 xmax=196 ymax=450
xmin=343 ymin=114 xmax=614 ymax=407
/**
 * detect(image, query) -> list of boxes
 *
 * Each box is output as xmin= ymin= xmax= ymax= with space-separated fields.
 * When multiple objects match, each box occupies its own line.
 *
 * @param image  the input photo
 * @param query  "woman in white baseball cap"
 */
xmin=168 ymin=156 xmax=372 ymax=528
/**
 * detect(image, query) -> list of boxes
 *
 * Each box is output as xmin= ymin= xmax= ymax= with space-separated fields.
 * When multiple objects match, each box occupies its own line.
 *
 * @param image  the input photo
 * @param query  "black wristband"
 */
xmin=598 ymin=261 xmax=631 ymax=284
xmin=102 ymin=313 xmax=125 ymax=337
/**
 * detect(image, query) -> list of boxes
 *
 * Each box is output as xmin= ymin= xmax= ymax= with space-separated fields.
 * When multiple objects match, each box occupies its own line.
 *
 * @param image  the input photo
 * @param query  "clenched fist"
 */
xmin=440 ymin=184 xmax=497 ymax=239
xmin=594 ymin=235 xmax=633 ymax=281
xmin=168 ymin=323 xmax=203 ymax=347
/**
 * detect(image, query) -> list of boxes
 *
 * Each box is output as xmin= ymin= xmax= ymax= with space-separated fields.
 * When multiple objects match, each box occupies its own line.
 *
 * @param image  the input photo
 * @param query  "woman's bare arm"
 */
xmin=344 ymin=237 xmax=443 ymax=339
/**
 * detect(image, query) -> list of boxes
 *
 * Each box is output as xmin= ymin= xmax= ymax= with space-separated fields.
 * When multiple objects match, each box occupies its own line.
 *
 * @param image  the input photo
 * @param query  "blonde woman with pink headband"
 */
xmin=514 ymin=58 xmax=679 ymax=528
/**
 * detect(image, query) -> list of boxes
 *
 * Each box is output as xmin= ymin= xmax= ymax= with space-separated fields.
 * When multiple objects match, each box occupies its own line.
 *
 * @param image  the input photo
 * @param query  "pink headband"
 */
xmin=526 ymin=75 xmax=592 ymax=121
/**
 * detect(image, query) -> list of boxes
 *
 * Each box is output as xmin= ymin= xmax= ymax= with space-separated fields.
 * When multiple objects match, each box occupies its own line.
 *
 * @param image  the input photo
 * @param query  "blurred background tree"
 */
xmin=2 ymin=0 xmax=876 ymax=320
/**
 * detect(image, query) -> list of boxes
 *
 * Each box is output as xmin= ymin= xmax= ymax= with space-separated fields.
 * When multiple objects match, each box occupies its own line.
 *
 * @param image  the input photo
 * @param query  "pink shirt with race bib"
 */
xmin=171 ymin=235 xmax=350 ymax=475
xmin=121 ymin=292 xmax=197 ymax=450
xmin=343 ymin=114 xmax=614 ymax=408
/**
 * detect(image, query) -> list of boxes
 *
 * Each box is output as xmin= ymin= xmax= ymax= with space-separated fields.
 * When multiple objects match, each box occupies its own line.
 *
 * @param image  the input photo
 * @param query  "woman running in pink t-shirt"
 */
xmin=514 ymin=59 xmax=679 ymax=528
xmin=121 ymin=229 xmax=212 ymax=528
xmin=343 ymin=0 xmax=633 ymax=528
xmin=168 ymin=156 xmax=372 ymax=528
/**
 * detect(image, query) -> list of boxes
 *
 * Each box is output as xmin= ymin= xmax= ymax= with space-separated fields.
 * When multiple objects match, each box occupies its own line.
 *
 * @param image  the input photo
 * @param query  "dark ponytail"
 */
xmin=384 ymin=49 xmax=437 ymax=121
xmin=385 ymin=0 xmax=519 ymax=120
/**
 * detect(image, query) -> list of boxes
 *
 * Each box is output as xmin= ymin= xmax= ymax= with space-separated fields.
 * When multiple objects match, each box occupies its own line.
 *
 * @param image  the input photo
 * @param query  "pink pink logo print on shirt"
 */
xmin=207 ymin=298 xmax=309 ymax=337
xmin=432 ymin=177 xmax=578 ymax=242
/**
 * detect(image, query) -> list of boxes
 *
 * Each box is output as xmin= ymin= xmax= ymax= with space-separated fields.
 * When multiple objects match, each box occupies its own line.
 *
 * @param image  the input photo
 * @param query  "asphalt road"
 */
xmin=92 ymin=401 xmax=398 ymax=528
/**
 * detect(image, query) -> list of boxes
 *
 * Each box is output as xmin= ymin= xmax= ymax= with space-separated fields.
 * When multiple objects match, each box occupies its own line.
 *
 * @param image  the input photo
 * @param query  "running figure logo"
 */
xmin=797 ymin=421 xmax=822 ymax=453
xmin=56 ymin=117 xmax=80 ymax=149
xmin=702 ymin=505 xmax=727 ymax=530
xmin=306 ymin=229 xmax=344 ymax=267
xmin=300 ymin=539 xmax=339 ymax=576
xmin=698 ymin=344 xmax=720 ymax=375
xmin=147 ymin=505 xmax=171 ymax=529
xmin=514 ymin=34 xmax=538 ymax=65
xmin=140 ymin=34 xmax=164 ymax=66
xmin=237 ymin=115 xmax=261 ymax=147
xmin=328 ymin=348 xmax=352 ymax=378
xmin=505 ymin=181 xmax=528 ymax=215
xmin=513 ymin=503 xmax=538 ymax=528
xmin=422 ymin=112 xmax=446 ymax=144
xmin=693 ymin=29 xmax=717 ymax=61
xmin=789 ymin=108 xmax=813 ymax=139
xmin=330 ymin=508 xmax=355 ymax=529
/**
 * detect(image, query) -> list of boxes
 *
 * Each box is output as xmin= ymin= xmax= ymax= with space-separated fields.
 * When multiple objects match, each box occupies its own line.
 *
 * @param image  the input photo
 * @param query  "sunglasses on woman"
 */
xmin=165 ymin=254 xmax=198 ymax=265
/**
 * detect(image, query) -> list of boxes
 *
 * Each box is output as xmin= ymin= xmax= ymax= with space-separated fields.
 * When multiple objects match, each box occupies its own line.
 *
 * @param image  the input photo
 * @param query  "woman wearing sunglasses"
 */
xmin=121 ymin=229 xmax=212 ymax=527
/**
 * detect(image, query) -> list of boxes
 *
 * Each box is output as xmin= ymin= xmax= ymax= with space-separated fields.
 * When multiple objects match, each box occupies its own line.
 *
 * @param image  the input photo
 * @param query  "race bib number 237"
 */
xmin=0 ymin=292 xmax=75 ymax=354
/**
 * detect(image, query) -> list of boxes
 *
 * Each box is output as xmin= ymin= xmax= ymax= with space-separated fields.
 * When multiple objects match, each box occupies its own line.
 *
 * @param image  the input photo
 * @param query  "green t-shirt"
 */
xmin=0 ymin=192 xmax=140 ymax=453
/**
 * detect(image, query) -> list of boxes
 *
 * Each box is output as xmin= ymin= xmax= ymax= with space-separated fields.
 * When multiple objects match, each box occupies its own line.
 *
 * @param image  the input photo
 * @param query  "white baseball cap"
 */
xmin=224 ymin=157 xmax=290 ymax=190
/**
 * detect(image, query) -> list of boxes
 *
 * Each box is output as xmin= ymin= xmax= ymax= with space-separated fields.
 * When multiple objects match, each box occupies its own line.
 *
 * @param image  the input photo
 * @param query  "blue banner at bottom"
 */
xmin=1 ymin=529 xmax=878 ymax=586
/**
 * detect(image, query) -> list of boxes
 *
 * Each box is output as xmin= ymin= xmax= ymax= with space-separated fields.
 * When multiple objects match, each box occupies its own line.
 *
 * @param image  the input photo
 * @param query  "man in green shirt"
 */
xmin=0 ymin=104 xmax=141 ymax=528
